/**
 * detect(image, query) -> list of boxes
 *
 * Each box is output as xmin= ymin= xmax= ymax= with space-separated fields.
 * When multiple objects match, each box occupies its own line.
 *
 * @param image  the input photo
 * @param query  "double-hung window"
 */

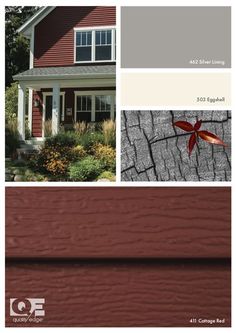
xmin=75 ymin=31 xmax=92 ymax=62
xmin=74 ymin=27 xmax=116 ymax=63
xmin=75 ymin=91 xmax=115 ymax=123
xmin=75 ymin=95 xmax=92 ymax=122
xmin=95 ymin=95 xmax=111 ymax=121
xmin=95 ymin=30 xmax=112 ymax=61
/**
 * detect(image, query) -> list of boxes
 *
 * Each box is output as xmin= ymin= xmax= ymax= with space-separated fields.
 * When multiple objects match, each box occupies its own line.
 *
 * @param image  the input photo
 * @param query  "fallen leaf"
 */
xmin=194 ymin=120 xmax=202 ymax=131
xmin=173 ymin=121 xmax=194 ymax=132
xmin=188 ymin=133 xmax=197 ymax=156
xmin=198 ymin=131 xmax=227 ymax=146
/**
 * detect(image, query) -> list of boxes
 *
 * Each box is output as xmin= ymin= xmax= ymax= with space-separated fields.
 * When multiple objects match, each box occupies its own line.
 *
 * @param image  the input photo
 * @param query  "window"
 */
xmin=74 ymin=91 xmax=115 ymax=122
xmin=95 ymin=30 xmax=112 ymax=60
xmin=75 ymin=31 xmax=92 ymax=62
xmin=95 ymin=95 xmax=111 ymax=122
xmin=76 ymin=95 xmax=92 ymax=122
xmin=74 ymin=27 xmax=116 ymax=63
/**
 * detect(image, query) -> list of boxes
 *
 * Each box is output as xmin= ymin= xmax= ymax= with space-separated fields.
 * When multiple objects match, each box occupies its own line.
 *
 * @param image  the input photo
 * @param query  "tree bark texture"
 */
xmin=121 ymin=111 xmax=231 ymax=181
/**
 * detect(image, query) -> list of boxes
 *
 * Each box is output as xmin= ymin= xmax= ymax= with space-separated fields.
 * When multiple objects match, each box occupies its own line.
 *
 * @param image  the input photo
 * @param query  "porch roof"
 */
xmin=13 ymin=65 xmax=116 ymax=81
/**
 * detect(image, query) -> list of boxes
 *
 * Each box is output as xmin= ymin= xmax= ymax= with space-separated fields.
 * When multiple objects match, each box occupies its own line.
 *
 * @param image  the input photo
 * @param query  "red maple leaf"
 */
xmin=173 ymin=120 xmax=227 ymax=156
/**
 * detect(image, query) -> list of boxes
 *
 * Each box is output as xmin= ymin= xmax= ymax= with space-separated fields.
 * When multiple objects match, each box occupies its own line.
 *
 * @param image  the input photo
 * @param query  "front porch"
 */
xmin=13 ymin=65 xmax=116 ymax=140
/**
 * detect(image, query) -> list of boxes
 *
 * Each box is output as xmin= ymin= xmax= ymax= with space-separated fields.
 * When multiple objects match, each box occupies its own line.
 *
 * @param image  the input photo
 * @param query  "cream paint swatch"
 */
xmin=121 ymin=73 xmax=231 ymax=107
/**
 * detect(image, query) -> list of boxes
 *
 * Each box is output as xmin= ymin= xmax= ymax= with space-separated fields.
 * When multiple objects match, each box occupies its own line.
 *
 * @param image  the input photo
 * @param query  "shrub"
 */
xmin=5 ymin=83 xmax=18 ymax=123
xmin=72 ymin=144 xmax=87 ymax=158
xmin=45 ymin=131 xmax=78 ymax=148
xmin=69 ymin=156 xmax=102 ymax=181
xmin=32 ymin=145 xmax=73 ymax=175
xmin=5 ymin=118 xmax=20 ymax=157
xmin=102 ymin=119 xmax=116 ymax=147
xmin=5 ymin=83 xmax=30 ymax=123
xmin=31 ymin=132 xmax=79 ymax=175
xmin=78 ymin=132 xmax=104 ymax=151
xmin=97 ymin=171 xmax=116 ymax=181
xmin=92 ymin=143 xmax=116 ymax=172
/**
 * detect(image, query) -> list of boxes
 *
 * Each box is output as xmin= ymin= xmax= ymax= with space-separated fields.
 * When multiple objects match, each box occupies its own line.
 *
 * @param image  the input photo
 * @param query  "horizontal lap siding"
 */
xmin=34 ymin=7 xmax=116 ymax=67
xmin=5 ymin=261 xmax=231 ymax=327
xmin=32 ymin=91 xmax=42 ymax=137
xmin=5 ymin=187 xmax=231 ymax=258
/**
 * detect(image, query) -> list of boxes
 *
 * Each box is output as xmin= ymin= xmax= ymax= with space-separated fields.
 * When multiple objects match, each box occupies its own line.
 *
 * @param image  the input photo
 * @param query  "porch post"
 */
xmin=28 ymin=88 xmax=33 ymax=136
xmin=52 ymin=83 xmax=60 ymax=135
xmin=17 ymin=83 xmax=26 ymax=141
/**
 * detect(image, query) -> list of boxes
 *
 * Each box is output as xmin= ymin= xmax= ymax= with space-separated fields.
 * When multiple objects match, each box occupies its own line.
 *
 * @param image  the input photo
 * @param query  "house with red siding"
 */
xmin=14 ymin=6 xmax=116 ymax=140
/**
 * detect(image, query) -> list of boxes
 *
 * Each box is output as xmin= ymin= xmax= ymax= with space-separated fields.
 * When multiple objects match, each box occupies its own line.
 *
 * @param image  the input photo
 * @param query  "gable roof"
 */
xmin=17 ymin=6 xmax=55 ymax=37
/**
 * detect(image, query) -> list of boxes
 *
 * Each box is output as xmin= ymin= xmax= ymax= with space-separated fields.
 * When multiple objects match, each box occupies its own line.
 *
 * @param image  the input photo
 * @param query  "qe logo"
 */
xmin=10 ymin=298 xmax=45 ymax=317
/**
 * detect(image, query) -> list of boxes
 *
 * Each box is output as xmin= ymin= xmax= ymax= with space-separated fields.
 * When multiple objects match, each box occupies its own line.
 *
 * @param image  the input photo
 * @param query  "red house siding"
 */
xmin=6 ymin=261 xmax=230 ymax=327
xmin=31 ymin=87 xmax=116 ymax=137
xmin=34 ymin=6 xmax=116 ymax=67
xmin=32 ymin=91 xmax=43 ymax=137
xmin=6 ymin=187 xmax=231 ymax=259
xmin=5 ymin=187 xmax=231 ymax=326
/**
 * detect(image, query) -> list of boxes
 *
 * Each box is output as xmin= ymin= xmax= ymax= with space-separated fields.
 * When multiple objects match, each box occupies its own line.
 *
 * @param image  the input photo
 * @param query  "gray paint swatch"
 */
xmin=121 ymin=7 xmax=231 ymax=68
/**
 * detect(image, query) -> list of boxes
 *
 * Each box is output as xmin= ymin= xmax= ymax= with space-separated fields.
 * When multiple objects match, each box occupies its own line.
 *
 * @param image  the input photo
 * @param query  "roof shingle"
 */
xmin=13 ymin=65 xmax=116 ymax=81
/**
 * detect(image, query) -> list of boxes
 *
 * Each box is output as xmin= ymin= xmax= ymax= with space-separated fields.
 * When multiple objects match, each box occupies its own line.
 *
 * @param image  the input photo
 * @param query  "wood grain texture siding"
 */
xmin=34 ymin=6 xmax=116 ymax=67
xmin=6 ymin=187 xmax=231 ymax=259
xmin=32 ymin=91 xmax=42 ymax=137
xmin=5 ymin=261 xmax=231 ymax=327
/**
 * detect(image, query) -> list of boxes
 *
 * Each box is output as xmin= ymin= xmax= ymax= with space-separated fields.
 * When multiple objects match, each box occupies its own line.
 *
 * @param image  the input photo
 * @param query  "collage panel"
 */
xmin=121 ymin=110 xmax=231 ymax=182
xmin=120 ymin=73 xmax=231 ymax=107
xmin=5 ymin=187 xmax=231 ymax=327
xmin=5 ymin=6 xmax=116 ymax=183
xmin=121 ymin=6 xmax=231 ymax=68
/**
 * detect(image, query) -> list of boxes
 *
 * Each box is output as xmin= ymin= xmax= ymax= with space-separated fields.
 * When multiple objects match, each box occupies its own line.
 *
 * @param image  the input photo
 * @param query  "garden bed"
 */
xmin=5 ymin=120 xmax=116 ymax=182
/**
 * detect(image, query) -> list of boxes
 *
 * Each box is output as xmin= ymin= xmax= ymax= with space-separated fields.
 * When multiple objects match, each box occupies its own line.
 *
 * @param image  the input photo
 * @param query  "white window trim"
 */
xmin=29 ymin=26 xmax=34 ymax=69
xmin=74 ymin=26 xmax=116 ymax=64
xmin=74 ymin=90 xmax=115 ymax=122
xmin=42 ymin=92 xmax=65 ymax=137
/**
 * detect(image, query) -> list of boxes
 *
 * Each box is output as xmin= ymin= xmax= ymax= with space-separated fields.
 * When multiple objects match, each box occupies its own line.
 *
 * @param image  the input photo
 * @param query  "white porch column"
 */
xmin=18 ymin=83 xmax=26 ymax=141
xmin=52 ymin=83 xmax=60 ymax=135
xmin=28 ymin=88 xmax=33 ymax=136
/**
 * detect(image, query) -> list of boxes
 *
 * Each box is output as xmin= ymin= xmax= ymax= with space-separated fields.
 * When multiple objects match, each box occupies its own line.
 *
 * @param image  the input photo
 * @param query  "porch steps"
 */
xmin=17 ymin=140 xmax=44 ymax=160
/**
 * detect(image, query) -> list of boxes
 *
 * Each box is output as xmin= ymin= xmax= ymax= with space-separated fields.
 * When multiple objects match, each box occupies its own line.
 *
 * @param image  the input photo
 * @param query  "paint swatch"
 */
xmin=121 ymin=73 xmax=230 ymax=107
xmin=121 ymin=7 xmax=231 ymax=68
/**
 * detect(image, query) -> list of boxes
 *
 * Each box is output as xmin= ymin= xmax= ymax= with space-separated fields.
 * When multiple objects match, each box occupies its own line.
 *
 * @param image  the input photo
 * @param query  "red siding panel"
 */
xmin=6 ymin=187 xmax=231 ymax=259
xmin=34 ymin=6 xmax=116 ymax=67
xmin=5 ymin=261 xmax=231 ymax=327
xmin=5 ymin=187 xmax=231 ymax=327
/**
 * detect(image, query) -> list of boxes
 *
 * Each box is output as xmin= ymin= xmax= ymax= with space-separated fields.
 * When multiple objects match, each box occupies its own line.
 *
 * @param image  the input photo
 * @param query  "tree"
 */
xmin=5 ymin=6 xmax=39 ymax=87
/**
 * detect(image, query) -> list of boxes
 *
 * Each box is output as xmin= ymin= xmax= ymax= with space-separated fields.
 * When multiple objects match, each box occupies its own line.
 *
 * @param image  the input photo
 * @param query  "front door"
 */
xmin=45 ymin=95 xmax=63 ymax=122
xmin=44 ymin=95 xmax=64 ymax=136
